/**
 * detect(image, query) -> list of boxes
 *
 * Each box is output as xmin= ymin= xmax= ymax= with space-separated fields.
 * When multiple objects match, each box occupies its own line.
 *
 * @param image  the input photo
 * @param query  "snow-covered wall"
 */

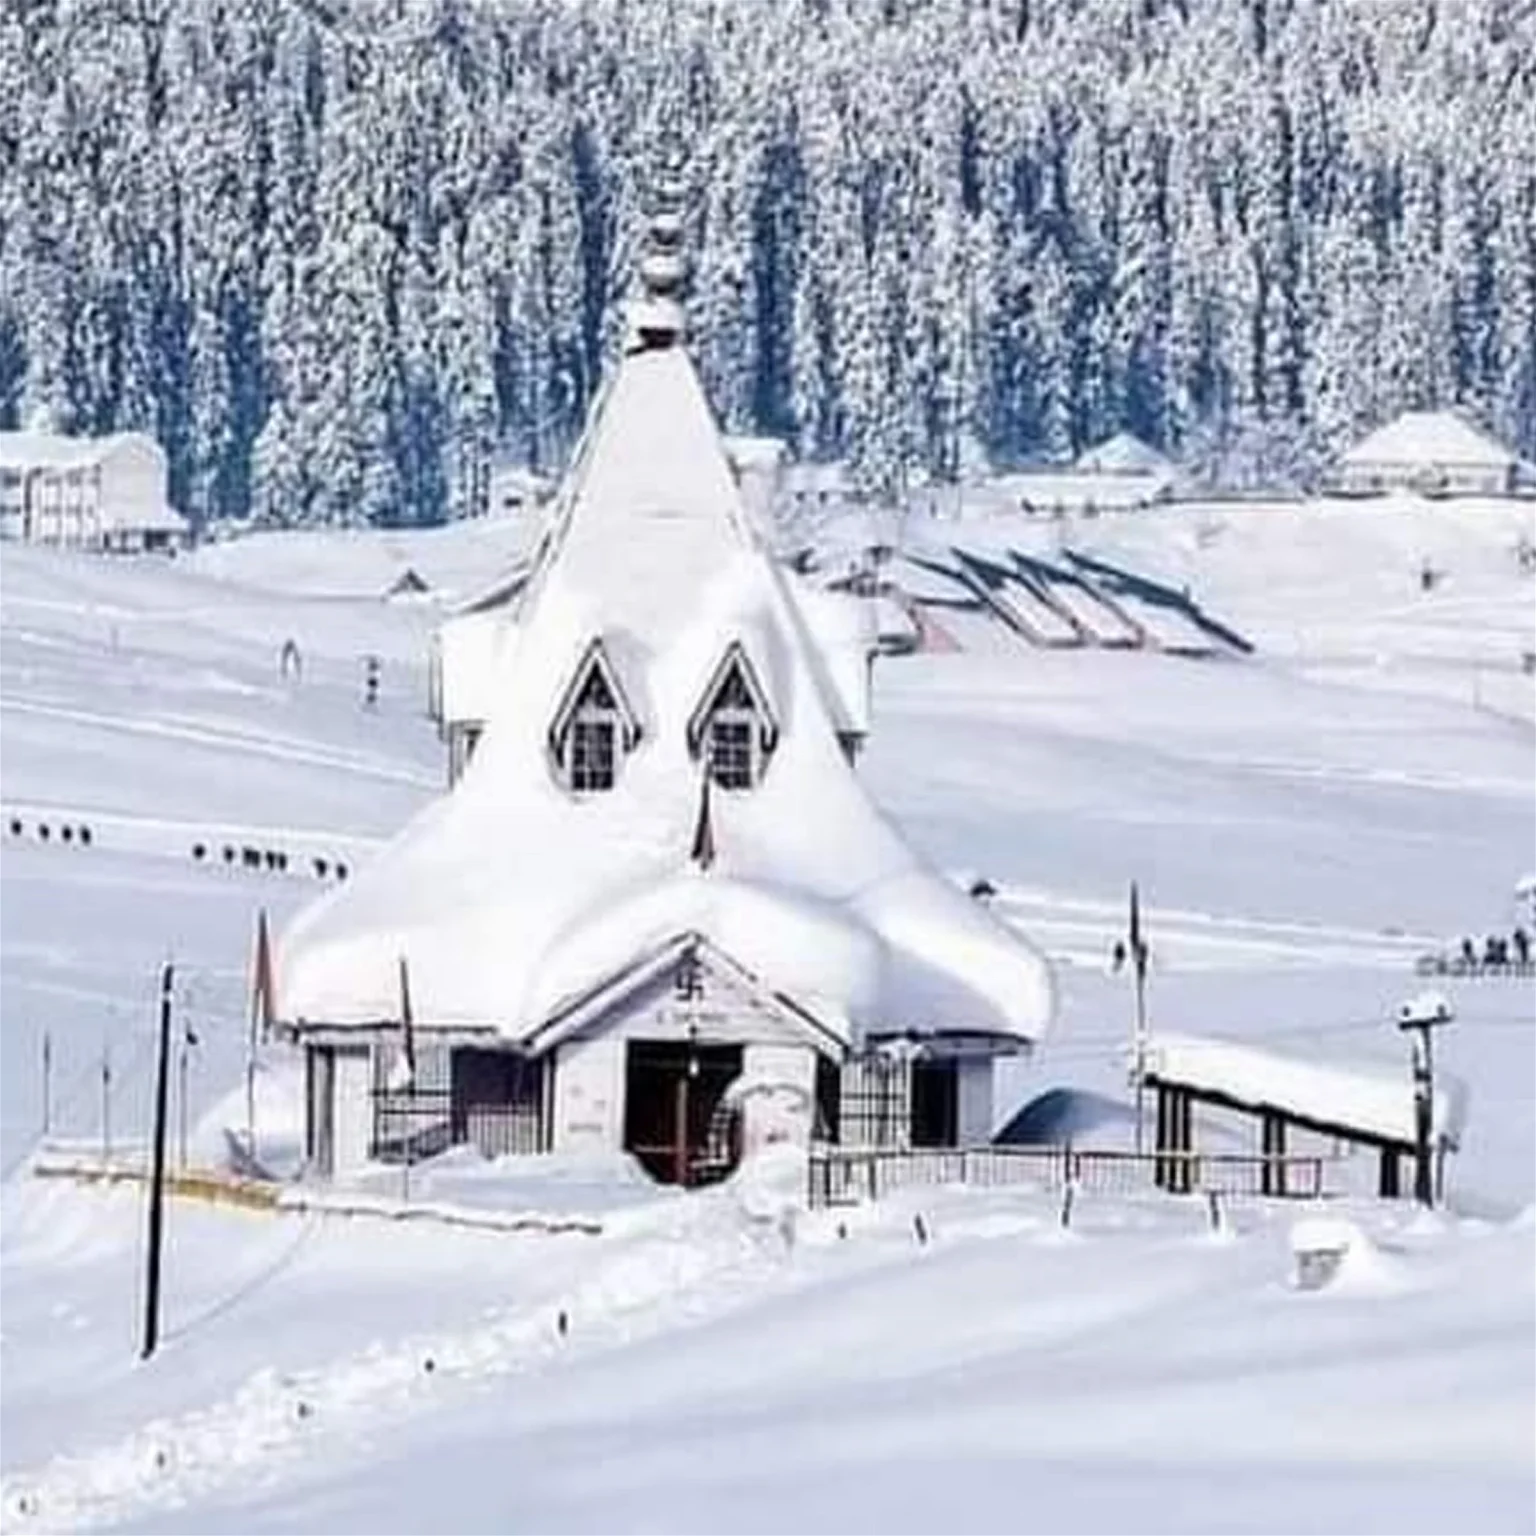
xmin=551 ymin=1038 xmax=624 ymax=1155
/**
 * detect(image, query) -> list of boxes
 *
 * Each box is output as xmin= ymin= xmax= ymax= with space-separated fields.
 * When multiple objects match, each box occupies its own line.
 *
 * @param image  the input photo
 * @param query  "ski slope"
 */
xmin=1 ymin=502 xmax=1533 ymax=1533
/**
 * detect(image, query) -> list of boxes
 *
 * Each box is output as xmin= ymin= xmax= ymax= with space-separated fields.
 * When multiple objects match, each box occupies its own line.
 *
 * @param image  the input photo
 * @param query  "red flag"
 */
xmin=690 ymin=764 xmax=716 ymax=871
xmin=1129 ymin=881 xmax=1148 ymax=979
xmin=250 ymin=908 xmax=275 ymax=1041
xmin=393 ymin=954 xmax=417 ymax=1089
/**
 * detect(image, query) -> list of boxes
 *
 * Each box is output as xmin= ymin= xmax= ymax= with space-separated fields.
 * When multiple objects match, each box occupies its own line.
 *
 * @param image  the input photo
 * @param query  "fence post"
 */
xmin=101 ymin=1042 xmax=112 ymax=1171
xmin=41 ymin=1032 xmax=52 ymax=1140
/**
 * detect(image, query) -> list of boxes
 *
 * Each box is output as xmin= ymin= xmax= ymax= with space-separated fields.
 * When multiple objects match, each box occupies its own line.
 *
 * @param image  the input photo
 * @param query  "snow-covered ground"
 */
xmin=2 ymin=497 xmax=1532 ymax=1532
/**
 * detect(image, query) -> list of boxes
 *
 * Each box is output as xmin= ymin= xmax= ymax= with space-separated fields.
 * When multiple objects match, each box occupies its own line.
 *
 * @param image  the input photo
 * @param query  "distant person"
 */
xmin=1460 ymin=936 xmax=1477 ymax=968
xmin=1111 ymin=940 xmax=1127 ymax=973
xmin=279 ymin=638 xmax=303 ymax=682
xmin=363 ymin=654 xmax=380 ymax=710
xmin=1419 ymin=560 xmax=1438 ymax=592
xmin=1513 ymin=928 xmax=1530 ymax=966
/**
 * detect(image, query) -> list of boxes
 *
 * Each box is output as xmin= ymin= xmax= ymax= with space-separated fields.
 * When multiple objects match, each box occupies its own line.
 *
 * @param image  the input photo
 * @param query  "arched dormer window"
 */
xmin=549 ymin=641 xmax=641 ymax=794
xmin=686 ymin=643 xmax=778 ymax=791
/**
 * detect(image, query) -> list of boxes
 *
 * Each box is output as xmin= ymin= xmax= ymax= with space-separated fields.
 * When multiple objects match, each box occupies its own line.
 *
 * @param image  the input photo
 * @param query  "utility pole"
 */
xmin=141 ymin=962 xmax=174 ymax=1361
xmin=1396 ymin=991 xmax=1453 ymax=1208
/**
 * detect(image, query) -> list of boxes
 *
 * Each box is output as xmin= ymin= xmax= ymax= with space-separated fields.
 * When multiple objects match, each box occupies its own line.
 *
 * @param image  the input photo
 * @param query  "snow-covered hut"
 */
xmin=1333 ymin=411 xmax=1520 ymax=498
xmin=1074 ymin=431 xmax=1173 ymax=479
xmin=0 ymin=428 xmax=187 ymax=552
xmin=277 ymin=188 xmax=1053 ymax=1186
xmin=1139 ymin=1032 xmax=1467 ymax=1199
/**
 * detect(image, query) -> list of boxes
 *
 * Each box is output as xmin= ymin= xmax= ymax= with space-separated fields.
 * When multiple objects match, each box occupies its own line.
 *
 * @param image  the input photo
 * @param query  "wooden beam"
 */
xmin=1144 ymin=1072 xmax=1414 ymax=1157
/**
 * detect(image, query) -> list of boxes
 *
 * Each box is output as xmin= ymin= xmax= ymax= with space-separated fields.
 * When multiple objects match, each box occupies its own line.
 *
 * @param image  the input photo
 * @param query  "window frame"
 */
xmin=548 ymin=639 xmax=641 ymax=795
xmin=685 ymin=642 xmax=778 ymax=792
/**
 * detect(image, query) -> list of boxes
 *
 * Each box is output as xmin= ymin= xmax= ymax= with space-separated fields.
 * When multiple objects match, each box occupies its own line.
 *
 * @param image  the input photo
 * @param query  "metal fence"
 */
xmin=372 ymin=1086 xmax=544 ymax=1163
xmin=806 ymin=1144 xmax=1336 ymax=1208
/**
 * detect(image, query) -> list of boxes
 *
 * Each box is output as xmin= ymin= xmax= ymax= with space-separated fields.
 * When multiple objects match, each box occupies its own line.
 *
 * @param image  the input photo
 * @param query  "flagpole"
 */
xmin=398 ymin=955 xmax=416 ymax=1205
xmin=1130 ymin=882 xmax=1149 ymax=1156
xmin=246 ymin=908 xmax=272 ymax=1160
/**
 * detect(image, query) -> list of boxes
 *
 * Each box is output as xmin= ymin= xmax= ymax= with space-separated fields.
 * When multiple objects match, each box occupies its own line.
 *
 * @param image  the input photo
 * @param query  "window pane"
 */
xmin=714 ymin=664 xmax=754 ymax=711
xmin=571 ymin=719 xmax=615 ymax=791
xmin=710 ymin=718 xmax=754 ymax=789
xmin=575 ymin=666 xmax=616 ymax=711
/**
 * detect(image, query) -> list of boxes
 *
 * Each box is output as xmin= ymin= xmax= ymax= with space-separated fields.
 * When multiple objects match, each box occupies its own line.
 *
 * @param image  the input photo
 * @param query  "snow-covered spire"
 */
xmin=626 ymin=155 xmax=690 ymax=353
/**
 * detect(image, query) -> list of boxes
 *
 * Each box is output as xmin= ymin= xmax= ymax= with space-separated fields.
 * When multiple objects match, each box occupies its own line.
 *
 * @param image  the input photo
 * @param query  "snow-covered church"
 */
xmin=276 ymin=181 xmax=1053 ymax=1187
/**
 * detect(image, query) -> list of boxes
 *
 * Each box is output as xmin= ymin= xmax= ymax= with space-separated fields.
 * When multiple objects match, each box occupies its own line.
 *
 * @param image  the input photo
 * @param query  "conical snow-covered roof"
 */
xmin=1075 ymin=431 xmax=1171 ymax=476
xmin=1341 ymin=410 xmax=1516 ymax=469
xmin=278 ymin=204 xmax=1052 ymax=1052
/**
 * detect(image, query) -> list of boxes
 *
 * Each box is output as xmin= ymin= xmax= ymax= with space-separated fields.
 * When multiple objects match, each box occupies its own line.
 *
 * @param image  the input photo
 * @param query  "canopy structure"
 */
xmin=278 ymin=212 xmax=1053 ymax=1061
xmin=1140 ymin=1032 xmax=1466 ymax=1149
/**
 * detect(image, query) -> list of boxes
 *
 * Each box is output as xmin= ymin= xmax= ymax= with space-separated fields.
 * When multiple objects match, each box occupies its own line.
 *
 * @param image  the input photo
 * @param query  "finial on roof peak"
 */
xmin=627 ymin=151 xmax=691 ymax=352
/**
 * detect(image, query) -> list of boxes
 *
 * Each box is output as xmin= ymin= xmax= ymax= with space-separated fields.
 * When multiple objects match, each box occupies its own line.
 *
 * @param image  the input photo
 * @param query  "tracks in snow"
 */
xmin=0 ymin=697 xmax=436 ymax=791
xmin=0 ymin=1200 xmax=791 ymax=1534
xmin=989 ymin=884 xmax=1435 ymax=974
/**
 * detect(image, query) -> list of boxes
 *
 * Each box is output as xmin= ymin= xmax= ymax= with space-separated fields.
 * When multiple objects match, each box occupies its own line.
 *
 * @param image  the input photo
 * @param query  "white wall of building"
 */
xmin=737 ymin=1042 xmax=818 ymax=1155
xmin=1338 ymin=461 xmax=1511 ymax=497
xmin=332 ymin=1046 xmax=374 ymax=1173
xmin=0 ymin=431 xmax=184 ymax=549
xmin=956 ymin=1055 xmax=996 ymax=1146
xmin=551 ymin=1036 xmax=625 ymax=1155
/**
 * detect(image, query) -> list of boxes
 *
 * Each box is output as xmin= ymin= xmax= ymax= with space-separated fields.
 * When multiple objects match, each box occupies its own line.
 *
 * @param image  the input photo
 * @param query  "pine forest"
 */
xmin=2 ymin=0 xmax=1533 ymax=528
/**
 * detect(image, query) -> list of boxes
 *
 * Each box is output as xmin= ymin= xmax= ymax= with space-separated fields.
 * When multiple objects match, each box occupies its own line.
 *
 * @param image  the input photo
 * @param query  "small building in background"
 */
xmin=972 ymin=432 xmax=1177 ymax=521
xmin=782 ymin=460 xmax=856 ymax=527
xmin=1333 ymin=411 xmax=1521 ymax=498
xmin=1074 ymin=431 xmax=1173 ymax=480
xmin=0 ymin=429 xmax=188 ymax=552
xmin=486 ymin=462 xmax=553 ymax=522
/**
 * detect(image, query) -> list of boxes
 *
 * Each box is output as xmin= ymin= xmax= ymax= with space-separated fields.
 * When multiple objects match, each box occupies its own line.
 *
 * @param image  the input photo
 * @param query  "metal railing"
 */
xmin=372 ymin=1088 xmax=544 ymax=1163
xmin=806 ymin=1144 xmax=1336 ymax=1208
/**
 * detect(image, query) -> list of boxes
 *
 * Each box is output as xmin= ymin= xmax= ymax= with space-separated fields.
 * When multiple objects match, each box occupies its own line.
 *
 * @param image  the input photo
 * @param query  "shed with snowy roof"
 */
xmin=1074 ymin=431 xmax=1172 ymax=478
xmin=276 ymin=183 xmax=1053 ymax=1187
xmin=1138 ymin=1032 xmax=1466 ymax=1200
xmin=1333 ymin=410 xmax=1521 ymax=498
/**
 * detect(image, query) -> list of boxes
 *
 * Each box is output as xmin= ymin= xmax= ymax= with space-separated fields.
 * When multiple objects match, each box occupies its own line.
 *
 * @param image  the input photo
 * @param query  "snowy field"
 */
xmin=2 ymin=497 xmax=1533 ymax=1533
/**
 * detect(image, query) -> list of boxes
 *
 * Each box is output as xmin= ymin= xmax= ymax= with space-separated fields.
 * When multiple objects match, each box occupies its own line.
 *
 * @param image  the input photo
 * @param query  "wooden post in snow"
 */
xmin=100 ymin=1040 xmax=112 ymax=1171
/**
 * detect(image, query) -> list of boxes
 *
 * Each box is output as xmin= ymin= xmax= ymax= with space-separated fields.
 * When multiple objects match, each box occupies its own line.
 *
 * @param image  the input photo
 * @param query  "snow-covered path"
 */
xmin=1 ymin=1182 xmax=804 ymax=1534
xmin=117 ymin=1196 xmax=1536 ymax=1536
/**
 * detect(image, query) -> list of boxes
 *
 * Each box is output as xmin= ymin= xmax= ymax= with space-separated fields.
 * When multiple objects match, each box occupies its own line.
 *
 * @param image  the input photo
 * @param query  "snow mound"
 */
xmin=730 ymin=1141 xmax=808 ymax=1232
xmin=189 ymin=1057 xmax=305 ymax=1180
xmin=1290 ymin=1215 xmax=1410 ymax=1296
